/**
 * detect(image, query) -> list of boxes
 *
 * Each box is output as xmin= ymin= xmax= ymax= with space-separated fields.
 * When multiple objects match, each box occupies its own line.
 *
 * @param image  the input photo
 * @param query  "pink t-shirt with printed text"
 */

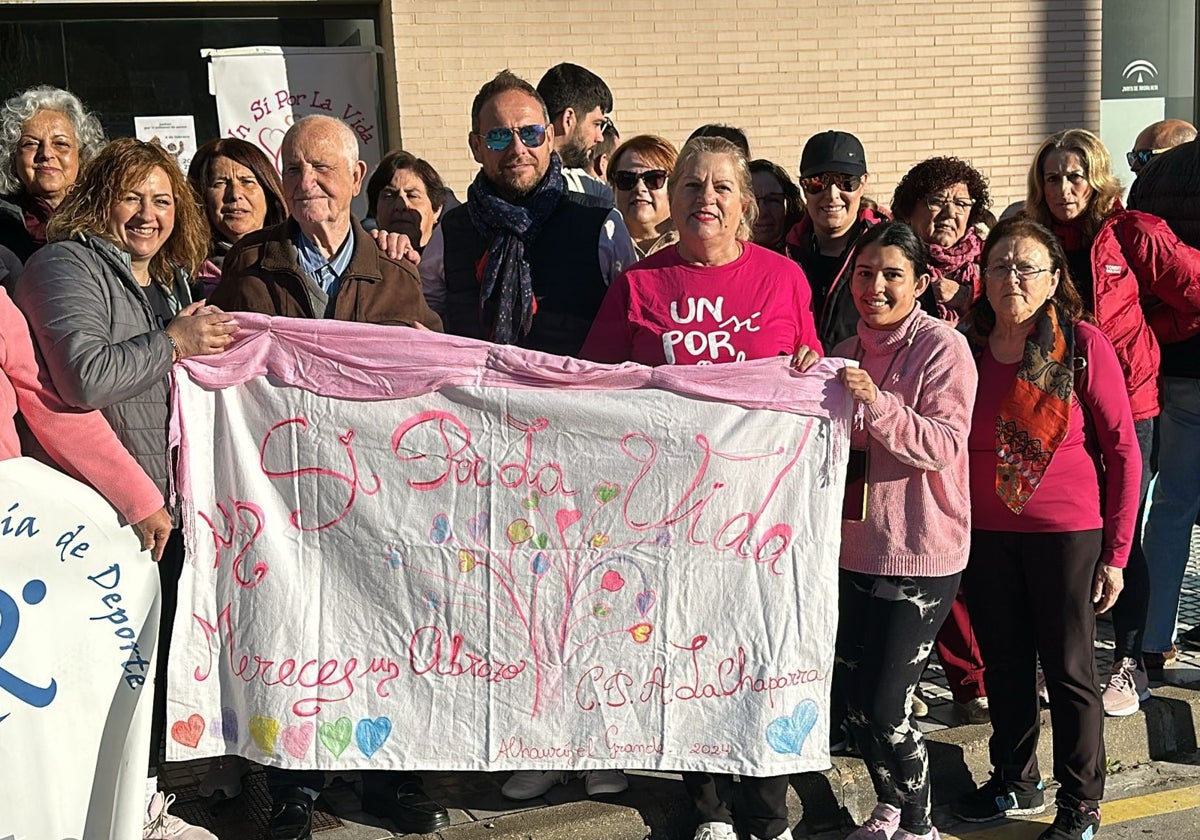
xmin=580 ymin=242 xmax=822 ymax=365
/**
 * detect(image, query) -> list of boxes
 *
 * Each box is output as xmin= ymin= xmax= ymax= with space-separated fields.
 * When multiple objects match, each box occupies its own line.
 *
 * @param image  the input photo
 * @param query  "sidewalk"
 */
xmin=162 ymin=530 xmax=1200 ymax=839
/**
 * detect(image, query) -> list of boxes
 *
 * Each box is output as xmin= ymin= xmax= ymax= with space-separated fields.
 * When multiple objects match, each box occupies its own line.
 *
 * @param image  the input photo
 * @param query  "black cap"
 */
xmin=799 ymin=131 xmax=867 ymax=178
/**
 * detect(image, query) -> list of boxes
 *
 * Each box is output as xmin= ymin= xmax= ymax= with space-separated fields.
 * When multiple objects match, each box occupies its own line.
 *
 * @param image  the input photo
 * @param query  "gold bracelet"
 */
xmin=166 ymin=333 xmax=181 ymax=363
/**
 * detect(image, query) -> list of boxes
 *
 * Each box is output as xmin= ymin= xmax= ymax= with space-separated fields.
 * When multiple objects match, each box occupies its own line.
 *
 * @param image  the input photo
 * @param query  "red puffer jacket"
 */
xmin=1087 ymin=209 xmax=1200 ymax=421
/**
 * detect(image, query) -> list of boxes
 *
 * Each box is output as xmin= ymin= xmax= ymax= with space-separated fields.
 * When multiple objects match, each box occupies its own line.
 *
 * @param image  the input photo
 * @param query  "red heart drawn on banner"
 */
xmin=171 ymin=714 xmax=205 ymax=749
xmin=555 ymin=508 xmax=582 ymax=534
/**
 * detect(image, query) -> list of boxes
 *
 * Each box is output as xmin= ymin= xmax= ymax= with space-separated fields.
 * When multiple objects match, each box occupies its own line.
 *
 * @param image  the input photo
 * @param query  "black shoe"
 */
xmin=362 ymin=781 xmax=451 ymax=834
xmin=954 ymin=775 xmax=1046 ymax=822
xmin=1037 ymin=799 xmax=1101 ymax=840
xmin=269 ymin=786 xmax=314 ymax=840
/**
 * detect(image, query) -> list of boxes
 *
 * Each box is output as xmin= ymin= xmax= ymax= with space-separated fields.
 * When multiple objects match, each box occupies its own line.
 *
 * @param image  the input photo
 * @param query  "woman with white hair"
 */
xmin=0 ymin=85 xmax=106 ymax=263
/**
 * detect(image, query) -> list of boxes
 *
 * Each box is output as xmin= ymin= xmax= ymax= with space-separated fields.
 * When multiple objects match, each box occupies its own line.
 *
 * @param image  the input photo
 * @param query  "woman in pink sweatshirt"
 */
xmin=805 ymin=221 xmax=977 ymax=840
xmin=1 ymin=285 xmax=169 ymax=554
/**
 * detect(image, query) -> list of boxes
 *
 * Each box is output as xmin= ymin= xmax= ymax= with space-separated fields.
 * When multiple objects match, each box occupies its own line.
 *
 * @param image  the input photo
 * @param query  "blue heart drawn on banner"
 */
xmin=356 ymin=716 xmax=392 ymax=759
xmin=429 ymin=514 xmax=451 ymax=544
xmin=765 ymin=699 xmax=818 ymax=756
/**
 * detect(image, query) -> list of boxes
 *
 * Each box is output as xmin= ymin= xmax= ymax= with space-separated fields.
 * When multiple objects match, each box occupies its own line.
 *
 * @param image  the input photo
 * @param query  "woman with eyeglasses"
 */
xmin=14 ymin=137 xmax=236 ymax=839
xmin=784 ymin=131 xmax=889 ymax=349
xmin=953 ymin=216 xmax=1139 ymax=840
xmin=749 ymin=159 xmax=803 ymax=254
xmin=1025 ymin=128 xmax=1200 ymax=719
xmin=581 ymin=136 xmax=822 ymax=840
xmin=891 ymin=157 xmax=991 ymax=322
xmin=606 ymin=134 xmax=679 ymax=259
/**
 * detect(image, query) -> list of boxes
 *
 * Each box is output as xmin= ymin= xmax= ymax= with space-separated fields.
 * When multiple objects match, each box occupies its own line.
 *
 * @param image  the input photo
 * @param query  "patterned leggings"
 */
xmin=836 ymin=570 xmax=960 ymax=835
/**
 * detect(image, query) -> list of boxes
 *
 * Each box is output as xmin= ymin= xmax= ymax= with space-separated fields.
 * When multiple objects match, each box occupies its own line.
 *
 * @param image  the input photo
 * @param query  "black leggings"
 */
xmin=837 ymin=570 xmax=960 ymax=835
xmin=682 ymin=772 xmax=790 ymax=839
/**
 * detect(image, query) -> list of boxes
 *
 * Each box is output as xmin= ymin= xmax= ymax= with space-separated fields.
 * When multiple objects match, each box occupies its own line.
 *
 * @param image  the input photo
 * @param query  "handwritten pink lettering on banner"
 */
xmin=166 ymin=318 xmax=850 ymax=774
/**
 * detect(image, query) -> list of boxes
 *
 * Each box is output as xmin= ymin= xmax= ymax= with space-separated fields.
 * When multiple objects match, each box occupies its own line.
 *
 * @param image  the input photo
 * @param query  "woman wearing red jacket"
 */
xmin=1026 ymin=128 xmax=1200 ymax=716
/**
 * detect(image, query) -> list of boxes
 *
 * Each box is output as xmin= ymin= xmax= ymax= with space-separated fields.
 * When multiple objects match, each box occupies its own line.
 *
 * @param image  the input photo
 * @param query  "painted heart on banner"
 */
xmin=635 ymin=589 xmax=657 ymax=616
xmin=282 ymin=721 xmax=314 ymax=759
xmin=628 ymin=622 xmax=653 ymax=643
xmin=522 ymin=491 xmax=540 ymax=510
xmin=555 ymin=508 xmax=582 ymax=534
xmin=458 ymin=549 xmax=477 ymax=572
xmin=429 ymin=513 xmax=451 ymax=544
xmin=384 ymin=545 xmax=404 ymax=569
xmin=600 ymin=570 xmax=625 ymax=592
xmin=250 ymin=714 xmax=280 ymax=755
xmin=530 ymin=552 xmax=550 ymax=575
xmin=468 ymin=511 xmax=490 ymax=541
xmin=318 ymin=716 xmax=353 ymax=758
xmin=506 ymin=519 xmax=534 ymax=544
xmin=258 ymin=126 xmax=287 ymax=165
xmin=765 ymin=699 xmax=819 ymax=756
xmin=594 ymin=482 xmax=621 ymax=504
xmin=171 ymin=714 xmax=204 ymax=749
xmin=209 ymin=706 xmax=238 ymax=741
xmin=356 ymin=716 xmax=392 ymax=759
xmin=655 ymin=529 xmax=672 ymax=547
xmin=590 ymin=532 xmax=611 ymax=548
xmin=533 ymin=533 xmax=549 ymax=549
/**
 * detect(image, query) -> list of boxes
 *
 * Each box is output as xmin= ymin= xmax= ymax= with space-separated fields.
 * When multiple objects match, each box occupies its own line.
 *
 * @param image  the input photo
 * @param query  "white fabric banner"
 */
xmin=166 ymin=322 xmax=848 ymax=775
xmin=201 ymin=46 xmax=383 ymax=216
xmin=0 ymin=458 xmax=158 ymax=840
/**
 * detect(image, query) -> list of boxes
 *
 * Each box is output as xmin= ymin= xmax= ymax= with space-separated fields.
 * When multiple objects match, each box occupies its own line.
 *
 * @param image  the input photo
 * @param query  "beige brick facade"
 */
xmin=384 ymin=0 xmax=1101 ymax=213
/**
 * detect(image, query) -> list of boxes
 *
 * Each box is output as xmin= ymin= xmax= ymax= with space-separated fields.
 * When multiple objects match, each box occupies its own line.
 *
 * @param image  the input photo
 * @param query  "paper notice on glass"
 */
xmin=134 ymin=115 xmax=198 ymax=173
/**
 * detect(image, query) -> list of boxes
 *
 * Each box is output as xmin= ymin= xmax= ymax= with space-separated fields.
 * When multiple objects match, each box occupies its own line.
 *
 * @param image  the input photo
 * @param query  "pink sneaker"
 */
xmin=892 ymin=829 xmax=939 ymax=840
xmin=845 ymin=802 xmax=901 ymax=839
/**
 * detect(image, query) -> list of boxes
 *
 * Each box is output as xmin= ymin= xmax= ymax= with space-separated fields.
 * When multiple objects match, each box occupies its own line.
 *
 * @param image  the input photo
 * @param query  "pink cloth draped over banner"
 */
xmin=167 ymin=316 xmax=851 ymax=775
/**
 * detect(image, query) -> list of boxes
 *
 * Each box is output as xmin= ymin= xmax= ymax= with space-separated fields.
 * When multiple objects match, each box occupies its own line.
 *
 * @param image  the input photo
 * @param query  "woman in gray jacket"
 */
xmin=14 ymin=137 xmax=236 ymax=839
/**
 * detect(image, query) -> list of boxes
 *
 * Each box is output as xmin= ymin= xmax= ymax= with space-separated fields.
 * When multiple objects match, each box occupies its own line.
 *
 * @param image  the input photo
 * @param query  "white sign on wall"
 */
xmin=201 ymin=46 xmax=384 ymax=216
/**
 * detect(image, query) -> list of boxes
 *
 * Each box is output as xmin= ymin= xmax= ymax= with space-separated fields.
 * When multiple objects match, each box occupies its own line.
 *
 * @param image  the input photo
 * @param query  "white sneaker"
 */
xmin=197 ymin=755 xmax=249 ymax=799
xmin=584 ymin=769 xmax=628 ymax=796
xmin=500 ymin=770 xmax=570 ymax=800
xmin=695 ymin=822 xmax=738 ymax=840
xmin=143 ymin=792 xmax=217 ymax=839
xmin=750 ymin=829 xmax=793 ymax=840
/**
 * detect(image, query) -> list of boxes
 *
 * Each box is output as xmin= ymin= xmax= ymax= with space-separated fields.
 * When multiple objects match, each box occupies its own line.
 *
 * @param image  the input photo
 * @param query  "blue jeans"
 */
xmin=1143 ymin=377 xmax=1200 ymax=653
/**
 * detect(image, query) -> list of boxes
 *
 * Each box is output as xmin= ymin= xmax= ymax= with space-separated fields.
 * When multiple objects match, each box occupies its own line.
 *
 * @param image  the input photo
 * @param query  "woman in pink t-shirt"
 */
xmin=953 ymin=216 xmax=1138 ymax=840
xmin=581 ymin=136 xmax=821 ymax=840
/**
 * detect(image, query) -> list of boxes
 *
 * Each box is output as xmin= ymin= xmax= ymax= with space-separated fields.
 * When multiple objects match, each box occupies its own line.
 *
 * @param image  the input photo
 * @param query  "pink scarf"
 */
xmin=927 ymin=227 xmax=983 ymax=307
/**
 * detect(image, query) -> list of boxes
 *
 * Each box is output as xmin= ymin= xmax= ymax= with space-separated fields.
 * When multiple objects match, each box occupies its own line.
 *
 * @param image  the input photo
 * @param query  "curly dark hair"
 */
xmin=891 ymin=156 xmax=991 ymax=230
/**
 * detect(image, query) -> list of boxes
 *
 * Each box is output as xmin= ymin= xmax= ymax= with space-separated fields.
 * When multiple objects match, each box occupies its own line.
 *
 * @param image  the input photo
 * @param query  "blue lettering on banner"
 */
xmin=0 ymin=579 xmax=58 ymax=721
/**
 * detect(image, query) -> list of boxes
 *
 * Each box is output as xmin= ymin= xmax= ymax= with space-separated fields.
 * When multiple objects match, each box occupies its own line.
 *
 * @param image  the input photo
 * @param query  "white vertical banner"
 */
xmin=201 ymin=46 xmax=384 ymax=217
xmin=0 ymin=458 xmax=158 ymax=840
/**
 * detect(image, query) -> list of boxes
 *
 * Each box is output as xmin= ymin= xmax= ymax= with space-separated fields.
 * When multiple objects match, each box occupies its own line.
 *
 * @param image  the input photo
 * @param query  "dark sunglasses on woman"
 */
xmin=799 ymin=173 xmax=863 ymax=194
xmin=612 ymin=169 xmax=668 ymax=191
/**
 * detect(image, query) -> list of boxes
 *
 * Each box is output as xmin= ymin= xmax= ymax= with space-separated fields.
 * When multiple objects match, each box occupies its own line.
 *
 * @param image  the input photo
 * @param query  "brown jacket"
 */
xmin=211 ymin=216 xmax=442 ymax=330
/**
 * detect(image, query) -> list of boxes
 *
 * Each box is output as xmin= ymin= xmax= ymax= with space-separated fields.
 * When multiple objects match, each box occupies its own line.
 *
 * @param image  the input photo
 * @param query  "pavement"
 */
xmin=161 ymin=528 xmax=1200 ymax=839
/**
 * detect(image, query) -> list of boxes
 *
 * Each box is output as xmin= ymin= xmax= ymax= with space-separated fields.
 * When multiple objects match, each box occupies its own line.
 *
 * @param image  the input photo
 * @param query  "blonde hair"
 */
xmin=670 ymin=136 xmax=758 ymax=241
xmin=1026 ymin=129 xmax=1122 ymax=240
xmin=48 ymin=137 xmax=209 ymax=279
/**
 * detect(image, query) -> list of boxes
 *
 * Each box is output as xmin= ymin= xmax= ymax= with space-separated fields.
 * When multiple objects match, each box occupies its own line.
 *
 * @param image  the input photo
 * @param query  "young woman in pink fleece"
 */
xmin=0 ymin=285 xmax=169 ymax=554
xmin=801 ymin=221 xmax=977 ymax=840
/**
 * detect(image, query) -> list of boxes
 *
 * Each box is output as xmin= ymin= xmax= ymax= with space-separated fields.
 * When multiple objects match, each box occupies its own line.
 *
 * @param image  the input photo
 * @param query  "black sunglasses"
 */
xmin=799 ymin=173 xmax=863 ymax=194
xmin=612 ymin=169 xmax=668 ymax=191
xmin=480 ymin=125 xmax=548 ymax=151
xmin=1126 ymin=148 xmax=1167 ymax=171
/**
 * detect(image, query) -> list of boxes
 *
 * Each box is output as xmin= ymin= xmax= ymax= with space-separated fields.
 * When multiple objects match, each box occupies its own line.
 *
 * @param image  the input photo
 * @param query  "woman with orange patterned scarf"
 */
xmin=954 ymin=216 xmax=1139 ymax=840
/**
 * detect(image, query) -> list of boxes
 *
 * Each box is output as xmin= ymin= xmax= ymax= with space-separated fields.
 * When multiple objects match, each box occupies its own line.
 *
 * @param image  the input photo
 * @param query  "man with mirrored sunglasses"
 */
xmin=784 ymin=130 xmax=887 ymax=348
xmin=440 ymin=70 xmax=635 ymax=359
xmin=1126 ymin=118 xmax=1196 ymax=175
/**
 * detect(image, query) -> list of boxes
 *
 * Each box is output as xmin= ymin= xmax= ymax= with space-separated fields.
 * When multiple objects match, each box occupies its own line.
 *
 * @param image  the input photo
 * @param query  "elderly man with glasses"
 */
xmin=440 ymin=70 xmax=635 ymax=359
xmin=1127 ymin=118 xmax=1197 ymax=176
xmin=784 ymin=130 xmax=889 ymax=348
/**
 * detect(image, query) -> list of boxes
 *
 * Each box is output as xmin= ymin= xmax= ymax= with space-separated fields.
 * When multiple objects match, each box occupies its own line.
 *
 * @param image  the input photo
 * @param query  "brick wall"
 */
xmin=383 ymin=0 xmax=1101 ymax=214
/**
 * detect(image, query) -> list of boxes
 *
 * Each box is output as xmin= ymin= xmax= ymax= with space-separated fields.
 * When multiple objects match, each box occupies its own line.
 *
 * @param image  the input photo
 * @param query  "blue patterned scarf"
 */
xmin=467 ymin=152 xmax=566 ymax=343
